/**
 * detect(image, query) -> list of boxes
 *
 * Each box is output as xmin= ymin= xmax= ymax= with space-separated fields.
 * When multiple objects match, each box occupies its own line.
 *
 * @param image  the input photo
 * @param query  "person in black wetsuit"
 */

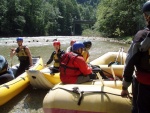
xmin=121 ymin=1 xmax=150 ymax=113
xmin=45 ymin=41 xmax=65 ymax=74
xmin=0 ymin=55 xmax=14 ymax=84
xmin=10 ymin=37 xmax=33 ymax=77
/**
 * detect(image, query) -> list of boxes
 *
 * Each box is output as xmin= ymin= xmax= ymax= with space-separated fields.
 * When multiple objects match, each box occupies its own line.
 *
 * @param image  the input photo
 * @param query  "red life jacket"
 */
xmin=60 ymin=52 xmax=92 ymax=84
xmin=136 ymin=71 xmax=150 ymax=85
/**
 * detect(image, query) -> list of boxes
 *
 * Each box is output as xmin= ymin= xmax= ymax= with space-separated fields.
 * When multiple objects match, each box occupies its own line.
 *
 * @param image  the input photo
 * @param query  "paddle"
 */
xmin=108 ymin=62 xmax=117 ymax=86
xmin=91 ymin=65 xmax=112 ymax=85
xmin=107 ymin=48 xmax=122 ymax=86
xmin=121 ymin=47 xmax=124 ymax=65
xmin=113 ymin=47 xmax=122 ymax=65
xmin=91 ymin=64 xmax=108 ymax=79
xmin=10 ymin=57 xmax=13 ymax=67
xmin=91 ymin=67 xmax=104 ymax=85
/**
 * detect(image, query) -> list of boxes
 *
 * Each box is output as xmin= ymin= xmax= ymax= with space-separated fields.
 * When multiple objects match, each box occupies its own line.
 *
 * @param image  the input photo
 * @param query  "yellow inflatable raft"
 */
xmin=0 ymin=56 xmax=44 ymax=106
xmin=27 ymin=68 xmax=123 ymax=89
xmin=26 ymin=67 xmax=60 ymax=89
xmin=27 ymin=51 xmax=126 ymax=89
xmin=90 ymin=51 xmax=126 ymax=78
xmin=43 ymin=83 xmax=132 ymax=113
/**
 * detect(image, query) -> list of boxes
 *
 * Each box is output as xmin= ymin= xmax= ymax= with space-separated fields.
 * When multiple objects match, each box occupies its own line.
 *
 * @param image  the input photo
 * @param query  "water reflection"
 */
xmin=0 ymin=36 xmax=130 ymax=113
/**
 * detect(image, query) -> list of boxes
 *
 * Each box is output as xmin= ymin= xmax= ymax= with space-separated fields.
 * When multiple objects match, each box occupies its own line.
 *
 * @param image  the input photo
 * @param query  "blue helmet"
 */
xmin=16 ymin=37 xmax=23 ymax=41
xmin=72 ymin=42 xmax=85 ymax=51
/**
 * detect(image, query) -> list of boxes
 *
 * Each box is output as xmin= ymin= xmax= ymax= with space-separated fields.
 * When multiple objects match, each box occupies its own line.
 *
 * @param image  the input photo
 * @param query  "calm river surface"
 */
xmin=0 ymin=36 xmax=129 ymax=113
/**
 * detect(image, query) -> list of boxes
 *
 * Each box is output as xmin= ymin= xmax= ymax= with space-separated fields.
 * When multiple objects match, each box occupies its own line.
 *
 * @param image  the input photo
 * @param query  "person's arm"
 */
xmin=74 ymin=56 xmax=92 ymax=75
xmin=10 ymin=48 xmax=16 ymax=59
xmin=66 ymin=46 xmax=71 ymax=53
xmin=57 ymin=50 xmax=65 ymax=60
xmin=121 ymin=35 xmax=141 ymax=97
xmin=25 ymin=47 xmax=33 ymax=66
xmin=45 ymin=52 xmax=55 ymax=66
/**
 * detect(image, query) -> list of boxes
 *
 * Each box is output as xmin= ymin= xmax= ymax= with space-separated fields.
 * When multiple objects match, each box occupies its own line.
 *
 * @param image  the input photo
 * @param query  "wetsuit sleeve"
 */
xmin=74 ymin=56 xmax=92 ymax=75
xmin=57 ymin=50 xmax=65 ymax=60
xmin=46 ymin=52 xmax=55 ymax=65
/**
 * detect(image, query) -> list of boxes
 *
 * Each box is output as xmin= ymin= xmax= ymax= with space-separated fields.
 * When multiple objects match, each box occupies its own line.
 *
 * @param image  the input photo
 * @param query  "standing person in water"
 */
xmin=45 ymin=41 xmax=65 ymax=74
xmin=121 ymin=1 xmax=150 ymax=113
xmin=10 ymin=37 xmax=33 ymax=77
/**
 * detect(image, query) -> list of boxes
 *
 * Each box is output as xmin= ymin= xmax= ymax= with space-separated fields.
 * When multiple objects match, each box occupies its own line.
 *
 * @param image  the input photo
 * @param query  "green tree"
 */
xmin=43 ymin=2 xmax=60 ymax=35
xmin=0 ymin=0 xmax=99 ymax=36
xmin=2 ymin=0 xmax=25 ymax=36
xmin=0 ymin=0 xmax=8 ymax=36
xmin=95 ymin=0 xmax=146 ymax=37
xmin=52 ymin=0 xmax=81 ymax=35
xmin=23 ymin=0 xmax=45 ymax=36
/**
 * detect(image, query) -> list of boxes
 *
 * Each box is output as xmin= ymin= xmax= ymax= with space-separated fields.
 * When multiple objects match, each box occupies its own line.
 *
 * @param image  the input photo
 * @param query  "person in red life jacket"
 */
xmin=45 ymin=41 xmax=65 ymax=74
xmin=10 ymin=37 xmax=33 ymax=77
xmin=60 ymin=42 xmax=97 ymax=84
xmin=0 ymin=55 xmax=14 ymax=84
xmin=121 ymin=1 xmax=150 ymax=113
xmin=82 ymin=40 xmax=92 ymax=63
xmin=66 ymin=40 xmax=76 ymax=53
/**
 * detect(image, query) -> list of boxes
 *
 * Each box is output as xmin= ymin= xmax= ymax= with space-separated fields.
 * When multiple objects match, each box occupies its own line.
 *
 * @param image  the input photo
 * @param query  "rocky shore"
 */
xmin=0 ymin=36 xmax=131 ymax=47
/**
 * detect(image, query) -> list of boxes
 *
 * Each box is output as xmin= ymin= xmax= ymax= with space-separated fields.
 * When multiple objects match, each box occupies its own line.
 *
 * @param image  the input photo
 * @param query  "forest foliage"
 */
xmin=0 ymin=0 xmax=148 ymax=38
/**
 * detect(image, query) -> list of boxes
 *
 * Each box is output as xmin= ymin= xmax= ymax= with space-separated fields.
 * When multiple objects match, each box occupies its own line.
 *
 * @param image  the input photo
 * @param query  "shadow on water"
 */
xmin=0 ymin=85 xmax=49 ymax=113
xmin=23 ymin=86 xmax=49 ymax=113
xmin=0 ymin=86 xmax=30 ymax=113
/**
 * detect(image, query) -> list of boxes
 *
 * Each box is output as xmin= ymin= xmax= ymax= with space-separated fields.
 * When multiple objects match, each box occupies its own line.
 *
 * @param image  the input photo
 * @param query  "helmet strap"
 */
xmin=144 ymin=13 xmax=150 ymax=24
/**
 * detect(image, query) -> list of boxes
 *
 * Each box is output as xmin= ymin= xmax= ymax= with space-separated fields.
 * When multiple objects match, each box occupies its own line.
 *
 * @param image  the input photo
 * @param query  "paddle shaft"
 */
xmin=96 ymin=72 xmax=104 ymax=85
xmin=10 ymin=57 xmax=13 ymax=67
xmin=121 ymin=47 xmax=124 ymax=65
xmin=115 ymin=48 xmax=121 ymax=62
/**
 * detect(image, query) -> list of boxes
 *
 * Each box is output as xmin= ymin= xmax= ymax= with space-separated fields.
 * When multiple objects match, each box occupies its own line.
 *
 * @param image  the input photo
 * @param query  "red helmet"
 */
xmin=70 ymin=40 xmax=76 ymax=46
xmin=53 ymin=41 xmax=60 ymax=46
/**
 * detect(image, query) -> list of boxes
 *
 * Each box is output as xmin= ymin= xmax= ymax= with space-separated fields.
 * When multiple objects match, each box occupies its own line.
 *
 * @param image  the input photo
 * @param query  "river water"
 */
xmin=0 ymin=36 xmax=129 ymax=113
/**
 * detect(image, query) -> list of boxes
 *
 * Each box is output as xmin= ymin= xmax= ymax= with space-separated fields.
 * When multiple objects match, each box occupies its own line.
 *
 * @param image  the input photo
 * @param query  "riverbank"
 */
xmin=86 ymin=36 xmax=132 ymax=44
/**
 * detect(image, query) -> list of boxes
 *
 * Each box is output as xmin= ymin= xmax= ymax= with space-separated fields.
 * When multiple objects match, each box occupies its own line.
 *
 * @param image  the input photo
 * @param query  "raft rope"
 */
xmin=51 ymin=86 xmax=132 ymax=106
xmin=0 ymin=77 xmax=26 ymax=89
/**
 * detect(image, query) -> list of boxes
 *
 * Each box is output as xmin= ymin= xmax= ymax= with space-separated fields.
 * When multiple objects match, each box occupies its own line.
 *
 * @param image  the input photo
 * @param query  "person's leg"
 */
xmin=15 ymin=61 xmax=29 ymax=77
xmin=15 ymin=65 xmax=25 ymax=77
xmin=0 ymin=73 xmax=14 ymax=84
xmin=132 ymin=78 xmax=150 ymax=113
xmin=132 ymin=77 xmax=138 ymax=113
xmin=49 ymin=67 xmax=59 ymax=75
xmin=89 ymin=73 xmax=97 ymax=79
xmin=76 ymin=75 xmax=90 ymax=84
